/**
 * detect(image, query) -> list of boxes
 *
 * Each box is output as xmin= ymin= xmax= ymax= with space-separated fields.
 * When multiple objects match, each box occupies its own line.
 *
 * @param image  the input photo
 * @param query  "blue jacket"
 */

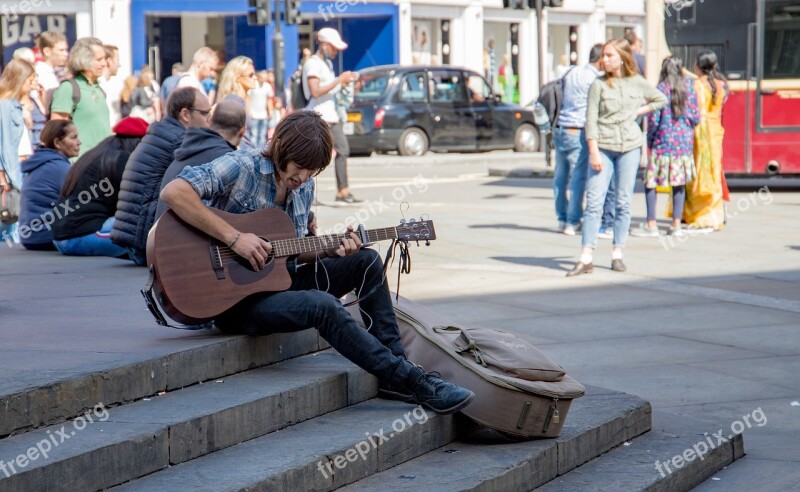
xmin=0 ymin=99 xmax=25 ymax=187
xmin=111 ymin=116 xmax=185 ymax=250
xmin=155 ymin=127 xmax=236 ymax=219
xmin=19 ymin=148 xmax=70 ymax=247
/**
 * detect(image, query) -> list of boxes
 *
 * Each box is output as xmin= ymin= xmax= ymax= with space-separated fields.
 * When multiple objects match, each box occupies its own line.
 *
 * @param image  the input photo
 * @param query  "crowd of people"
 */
xmin=0 ymin=28 xmax=477 ymax=418
xmin=549 ymin=35 xmax=729 ymax=276
xmin=0 ymin=33 xmax=300 ymax=251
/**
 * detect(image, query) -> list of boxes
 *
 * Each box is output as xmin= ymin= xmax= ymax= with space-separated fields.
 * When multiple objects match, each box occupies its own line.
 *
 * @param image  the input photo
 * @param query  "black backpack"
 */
xmin=536 ymin=66 xmax=575 ymax=127
xmin=50 ymin=79 xmax=107 ymax=116
xmin=290 ymin=70 xmax=309 ymax=111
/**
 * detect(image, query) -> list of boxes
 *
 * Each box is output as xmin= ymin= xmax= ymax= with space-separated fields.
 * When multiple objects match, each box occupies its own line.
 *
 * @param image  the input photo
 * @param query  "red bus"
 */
xmin=665 ymin=0 xmax=800 ymax=175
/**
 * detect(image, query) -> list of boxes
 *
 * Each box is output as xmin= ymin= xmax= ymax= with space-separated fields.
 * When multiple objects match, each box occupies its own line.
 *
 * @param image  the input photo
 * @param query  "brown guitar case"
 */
xmin=352 ymin=295 xmax=585 ymax=439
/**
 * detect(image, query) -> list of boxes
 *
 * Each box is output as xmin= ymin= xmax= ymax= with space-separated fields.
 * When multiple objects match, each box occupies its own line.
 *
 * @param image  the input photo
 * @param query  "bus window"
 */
xmin=763 ymin=0 xmax=800 ymax=78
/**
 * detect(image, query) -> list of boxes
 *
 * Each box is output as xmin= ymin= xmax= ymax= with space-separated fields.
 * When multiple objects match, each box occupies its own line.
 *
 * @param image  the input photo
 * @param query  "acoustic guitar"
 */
xmin=143 ymin=208 xmax=436 ymax=326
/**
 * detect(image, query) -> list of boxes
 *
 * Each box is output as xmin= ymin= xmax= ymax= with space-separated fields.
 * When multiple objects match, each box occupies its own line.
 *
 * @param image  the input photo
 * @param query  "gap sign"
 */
xmin=1 ymin=14 xmax=76 ymax=65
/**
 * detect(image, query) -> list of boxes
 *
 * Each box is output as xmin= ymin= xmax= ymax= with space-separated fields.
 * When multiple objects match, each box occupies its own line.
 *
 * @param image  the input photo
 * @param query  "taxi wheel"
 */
xmin=398 ymin=127 xmax=429 ymax=156
xmin=514 ymin=123 xmax=539 ymax=152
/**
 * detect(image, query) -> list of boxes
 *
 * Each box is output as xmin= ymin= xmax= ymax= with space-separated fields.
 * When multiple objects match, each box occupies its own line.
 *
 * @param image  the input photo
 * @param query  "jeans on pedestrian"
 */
xmin=552 ymin=127 xmax=588 ymax=226
xmin=54 ymin=217 xmax=129 ymax=258
xmin=215 ymin=248 xmax=412 ymax=387
xmin=249 ymin=119 xmax=268 ymax=149
xmin=601 ymin=178 xmax=616 ymax=231
xmin=582 ymin=148 xmax=641 ymax=249
xmin=330 ymin=122 xmax=350 ymax=191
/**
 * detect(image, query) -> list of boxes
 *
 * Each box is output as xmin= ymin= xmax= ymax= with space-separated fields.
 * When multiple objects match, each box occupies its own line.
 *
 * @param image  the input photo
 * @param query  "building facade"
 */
xmin=1 ymin=0 xmax=647 ymax=105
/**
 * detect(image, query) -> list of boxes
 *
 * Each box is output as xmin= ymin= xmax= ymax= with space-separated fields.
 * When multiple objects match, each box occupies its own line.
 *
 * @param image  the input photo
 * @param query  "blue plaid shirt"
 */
xmin=177 ymin=148 xmax=313 ymax=238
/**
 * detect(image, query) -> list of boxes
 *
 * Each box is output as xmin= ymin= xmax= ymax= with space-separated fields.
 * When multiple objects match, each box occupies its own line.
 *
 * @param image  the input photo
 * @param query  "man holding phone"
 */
xmin=303 ymin=28 xmax=362 ymax=205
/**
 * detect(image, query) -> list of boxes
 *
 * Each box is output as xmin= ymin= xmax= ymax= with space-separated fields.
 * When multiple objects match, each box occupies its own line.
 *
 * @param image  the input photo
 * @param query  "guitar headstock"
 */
xmin=396 ymin=219 xmax=436 ymax=242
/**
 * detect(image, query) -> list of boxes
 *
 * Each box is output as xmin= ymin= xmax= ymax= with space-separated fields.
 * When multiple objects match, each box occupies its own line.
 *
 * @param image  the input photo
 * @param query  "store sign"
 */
xmin=1 ymin=14 xmax=76 ymax=63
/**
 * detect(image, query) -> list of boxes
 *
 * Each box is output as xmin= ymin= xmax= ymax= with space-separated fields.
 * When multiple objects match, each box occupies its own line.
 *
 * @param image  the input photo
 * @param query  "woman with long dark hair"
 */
xmin=566 ymin=38 xmax=667 ymax=276
xmin=683 ymin=49 xmax=729 ymax=230
xmin=19 ymin=120 xmax=81 ymax=250
xmin=51 ymin=117 xmax=148 ymax=257
xmin=633 ymin=56 xmax=700 ymax=238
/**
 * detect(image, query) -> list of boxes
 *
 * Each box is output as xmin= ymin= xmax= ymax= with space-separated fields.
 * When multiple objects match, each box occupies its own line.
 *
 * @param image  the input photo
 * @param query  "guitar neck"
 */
xmin=270 ymin=227 xmax=398 ymax=257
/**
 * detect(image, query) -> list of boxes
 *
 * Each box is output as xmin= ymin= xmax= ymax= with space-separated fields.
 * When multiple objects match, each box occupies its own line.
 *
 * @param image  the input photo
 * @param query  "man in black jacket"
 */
xmin=155 ymin=100 xmax=247 ymax=219
xmin=111 ymin=87 xmax=211 ymax=265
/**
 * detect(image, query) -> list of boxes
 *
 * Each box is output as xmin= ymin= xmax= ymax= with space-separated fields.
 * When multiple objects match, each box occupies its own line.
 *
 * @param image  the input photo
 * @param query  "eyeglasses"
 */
xmin=189 ymin=107 xmax=211 ymax=117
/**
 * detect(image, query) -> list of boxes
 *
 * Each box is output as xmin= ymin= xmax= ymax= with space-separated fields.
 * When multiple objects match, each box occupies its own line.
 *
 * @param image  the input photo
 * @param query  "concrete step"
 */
xmin=111 ymin=400 xmax=469 ymax=491
xmin=0 ymin=351 xmax=373 ymax=491
xmin=535 ymin=411 xmax=745 ymax=492
xmin=0 ymin=329 xmax=328 ymax=437
xmin=340 ymin=387 xmax=652 ymax=491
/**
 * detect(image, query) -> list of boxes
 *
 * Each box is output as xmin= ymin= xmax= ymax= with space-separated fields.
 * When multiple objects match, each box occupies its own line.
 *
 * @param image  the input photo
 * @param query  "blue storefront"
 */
xmin=130 ymin=0 xmax=398 ymax=83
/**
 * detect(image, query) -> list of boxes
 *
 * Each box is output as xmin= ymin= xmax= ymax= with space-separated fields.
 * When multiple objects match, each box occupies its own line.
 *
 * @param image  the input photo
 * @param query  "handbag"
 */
xmin=1 ymin=185 xmax=21 ymax=225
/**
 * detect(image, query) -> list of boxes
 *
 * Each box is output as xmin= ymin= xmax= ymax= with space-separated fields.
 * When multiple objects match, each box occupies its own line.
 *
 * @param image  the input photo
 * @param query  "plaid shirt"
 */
xmin=177 ymin=148 xmax=313 ymax=238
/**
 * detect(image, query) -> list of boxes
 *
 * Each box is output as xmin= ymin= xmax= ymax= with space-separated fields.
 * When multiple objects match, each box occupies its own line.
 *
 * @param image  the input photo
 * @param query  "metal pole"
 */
xmin=536 ymin=0 xmax=546 ymax=89
xmin=273 ymin=0 xmax=285 ymax=100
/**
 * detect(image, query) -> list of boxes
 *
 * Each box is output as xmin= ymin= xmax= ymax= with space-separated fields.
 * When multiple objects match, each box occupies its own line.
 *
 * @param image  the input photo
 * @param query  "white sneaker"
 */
xmin=597 ymin=228 xmax=614 ymax=240
xmin=630 ymin=223 xmax=660 ymax=238
xmin=563 ymin=225 xmax=577 ymax=236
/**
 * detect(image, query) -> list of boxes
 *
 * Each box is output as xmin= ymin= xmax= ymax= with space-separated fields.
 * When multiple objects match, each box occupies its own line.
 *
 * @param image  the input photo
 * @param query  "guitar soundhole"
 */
xmin=227 ymin=236 xmax=277 ymax=284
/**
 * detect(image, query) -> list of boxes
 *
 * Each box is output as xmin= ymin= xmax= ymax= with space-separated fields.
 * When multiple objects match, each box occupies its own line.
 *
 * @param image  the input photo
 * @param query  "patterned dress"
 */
xmin=645 ymin=78 xmax=700 ymax=188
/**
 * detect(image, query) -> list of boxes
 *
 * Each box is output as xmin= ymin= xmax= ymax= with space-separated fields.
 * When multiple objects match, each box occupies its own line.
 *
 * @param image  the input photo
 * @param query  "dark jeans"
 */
xmin=215 ymin=248 xmax=411 ymax=387
xmin=330 ymin=122 xmax=350 ymax=191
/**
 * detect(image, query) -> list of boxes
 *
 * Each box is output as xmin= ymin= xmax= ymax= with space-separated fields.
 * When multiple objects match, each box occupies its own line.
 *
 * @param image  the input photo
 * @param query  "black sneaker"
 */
xmin=377 ymin=382 xmax=415 ymax=403
xmin=407 ymin=367 xmax=474 ymax=415
xmin=335 ymin=193 xmax=364 ymax=205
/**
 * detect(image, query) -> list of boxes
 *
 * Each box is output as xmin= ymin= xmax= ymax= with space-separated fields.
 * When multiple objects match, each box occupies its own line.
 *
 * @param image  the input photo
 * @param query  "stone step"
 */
xmin=109 ymin=386 xmax=648 ymax=491
xmin=111 ymin=400 xmax=469 ymax=491
xmin=0 ymin=329 xmax=328 ymax=438
xmin=535 ymin=411 xmax=745 ymax=492
xmin=0 ymin=351 xmax=372 ymax=491
xmin=340 ymin=387 xmax=652 ymax=491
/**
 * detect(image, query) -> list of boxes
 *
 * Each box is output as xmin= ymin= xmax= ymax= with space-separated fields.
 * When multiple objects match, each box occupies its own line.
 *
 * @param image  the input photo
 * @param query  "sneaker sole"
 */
xmin=418 ymin=390 xmax=475 ymax=415
xmin=377 ymin=388 xmax=415 ymax=403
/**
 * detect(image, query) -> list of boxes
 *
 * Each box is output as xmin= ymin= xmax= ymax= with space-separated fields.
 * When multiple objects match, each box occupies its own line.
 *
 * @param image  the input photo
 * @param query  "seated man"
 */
xmin=160 ymin=111 xmax=474 ymax=415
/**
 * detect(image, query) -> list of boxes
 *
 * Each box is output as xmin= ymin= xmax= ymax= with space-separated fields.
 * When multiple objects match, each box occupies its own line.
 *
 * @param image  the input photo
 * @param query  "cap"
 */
xmin=318 ymin=28 xmax=348 ymax=51
xmin=113 ymin=117 xmax=149 ymax=137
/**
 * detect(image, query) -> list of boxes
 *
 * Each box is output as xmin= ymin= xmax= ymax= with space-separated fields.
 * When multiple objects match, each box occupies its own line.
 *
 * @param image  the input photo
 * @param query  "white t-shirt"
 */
xmin=249 ymin=82 xmax=274 ymax=120
xmin=35 ymin=62 xmax=59 ymax=92
xmin=303 ymin=55 xmax=339 ymax=123
xmin=177 ymin=72 xmax=205 ymax=95
xmin=100 ymin=75 xmax=124 ymax=126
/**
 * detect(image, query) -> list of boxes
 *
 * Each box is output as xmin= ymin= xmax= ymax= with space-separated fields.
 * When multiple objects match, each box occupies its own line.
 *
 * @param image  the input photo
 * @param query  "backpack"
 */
xmin=160 ymin=73 xmax=189 ymax=103
xmin=289 ymin=70 xmax=309 ymax=111
xmin=51 ymin=79 xmax=107 ymax=115
xmin=536 ymin=65 xmax=575 ymax=128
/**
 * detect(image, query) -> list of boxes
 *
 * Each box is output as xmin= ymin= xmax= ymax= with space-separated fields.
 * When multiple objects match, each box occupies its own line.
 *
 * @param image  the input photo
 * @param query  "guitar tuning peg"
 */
xmin=399 ymin=219 xmax=406 ymax=224
xmin=409 ymin=218 xmax=416 ymax=223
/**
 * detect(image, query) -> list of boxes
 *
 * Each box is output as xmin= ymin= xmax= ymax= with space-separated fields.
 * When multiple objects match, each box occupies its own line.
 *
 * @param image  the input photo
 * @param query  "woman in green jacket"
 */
xmin=567 ymin=38 xmax=667 ymax=276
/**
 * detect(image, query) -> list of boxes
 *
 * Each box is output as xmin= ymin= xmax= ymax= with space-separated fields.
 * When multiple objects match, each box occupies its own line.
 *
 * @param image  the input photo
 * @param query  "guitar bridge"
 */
xmin=209 ymin=243 xmax=226 ymax=280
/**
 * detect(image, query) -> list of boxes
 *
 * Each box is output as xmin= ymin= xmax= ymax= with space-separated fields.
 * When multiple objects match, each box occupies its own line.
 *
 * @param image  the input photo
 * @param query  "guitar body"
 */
xmin=146 ymin=208 xmax=296 ymax=325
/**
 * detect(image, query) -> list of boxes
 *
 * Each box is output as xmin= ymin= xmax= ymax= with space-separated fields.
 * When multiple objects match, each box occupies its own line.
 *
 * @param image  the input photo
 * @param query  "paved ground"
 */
xmin=1 ymin=150 xmax=798 ymax=489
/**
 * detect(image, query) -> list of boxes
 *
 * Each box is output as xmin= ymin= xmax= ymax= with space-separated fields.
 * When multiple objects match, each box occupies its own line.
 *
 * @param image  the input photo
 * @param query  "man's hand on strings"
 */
xmin=326 ymin=226 xmax=362 ymax=258
xmin=233 ymin=233 xmax=272 ymax=271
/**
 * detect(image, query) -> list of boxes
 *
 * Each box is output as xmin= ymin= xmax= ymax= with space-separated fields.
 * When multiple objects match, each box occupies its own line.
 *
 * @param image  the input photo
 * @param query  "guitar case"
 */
xmin=350 ymin=294 xmax=585 ymax=439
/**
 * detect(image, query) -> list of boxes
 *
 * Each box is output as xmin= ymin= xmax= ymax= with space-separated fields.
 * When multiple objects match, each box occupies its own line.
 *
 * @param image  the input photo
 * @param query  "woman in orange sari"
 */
xmin=684 ymin=49 xmax=730 ymax=230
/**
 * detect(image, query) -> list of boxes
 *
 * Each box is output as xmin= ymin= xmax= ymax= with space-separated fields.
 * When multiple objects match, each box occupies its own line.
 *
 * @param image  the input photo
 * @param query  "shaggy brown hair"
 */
xmin=265 ymin=111 xmax=333 ymax=174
